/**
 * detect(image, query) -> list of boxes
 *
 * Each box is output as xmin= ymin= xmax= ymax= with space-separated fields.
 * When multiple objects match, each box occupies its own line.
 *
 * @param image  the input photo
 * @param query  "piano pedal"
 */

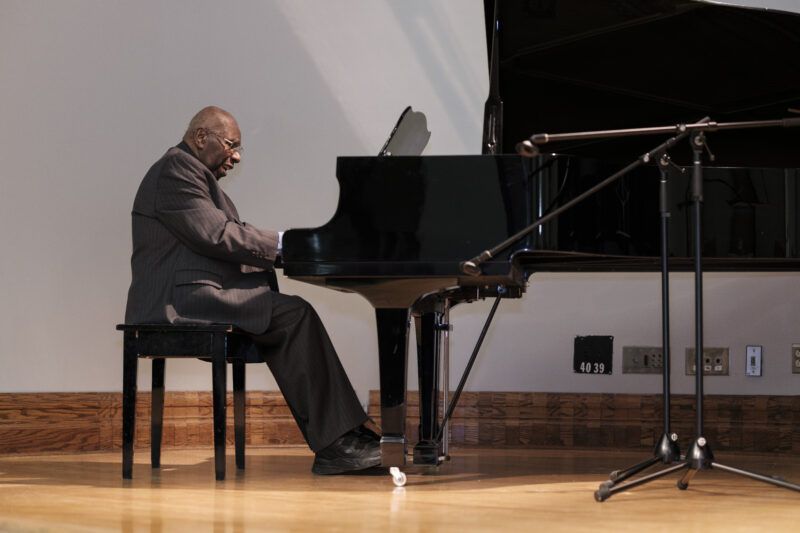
xmin=389 ymin=456 xmax=448 ymax=488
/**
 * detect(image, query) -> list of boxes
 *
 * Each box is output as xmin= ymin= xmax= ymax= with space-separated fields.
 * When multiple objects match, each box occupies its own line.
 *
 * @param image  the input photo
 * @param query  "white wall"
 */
xmin=1 ymin=0 xmax=797 ymax=407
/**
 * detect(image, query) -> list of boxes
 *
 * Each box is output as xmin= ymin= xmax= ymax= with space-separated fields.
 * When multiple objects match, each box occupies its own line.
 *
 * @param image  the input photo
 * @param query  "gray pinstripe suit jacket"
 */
xmin=124 ymin=143 xmax=280 ymax=334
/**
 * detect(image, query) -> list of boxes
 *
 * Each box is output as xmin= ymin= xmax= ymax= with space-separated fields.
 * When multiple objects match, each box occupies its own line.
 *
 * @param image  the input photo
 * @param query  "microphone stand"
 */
xmin=459 ymin=116 xmax=800 ymax=501
xmin=594 ymin=154 xmax=684 ymax=501
xmin=671 ymin=131 xmax=800 ymax=496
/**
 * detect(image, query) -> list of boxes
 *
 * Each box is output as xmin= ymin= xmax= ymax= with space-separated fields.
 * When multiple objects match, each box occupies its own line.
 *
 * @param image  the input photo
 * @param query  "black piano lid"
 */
xmin=484 ymin=0 xmax=800 ymax=167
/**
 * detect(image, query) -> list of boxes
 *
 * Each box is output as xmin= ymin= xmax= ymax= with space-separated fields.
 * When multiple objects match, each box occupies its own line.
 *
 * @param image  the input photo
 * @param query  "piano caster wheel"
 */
xmin=390 ymin=467 xmax=407 ymax=487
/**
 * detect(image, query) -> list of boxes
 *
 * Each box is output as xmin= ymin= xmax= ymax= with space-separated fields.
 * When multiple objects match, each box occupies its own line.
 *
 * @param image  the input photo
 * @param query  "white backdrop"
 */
xmin=1 ymin=0 xmax=798 ymax=406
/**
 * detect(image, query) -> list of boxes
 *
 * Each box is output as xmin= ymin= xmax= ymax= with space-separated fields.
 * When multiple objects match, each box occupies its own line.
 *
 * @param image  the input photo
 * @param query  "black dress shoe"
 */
xmin=312 ymin=426 xmax=382 ymax=475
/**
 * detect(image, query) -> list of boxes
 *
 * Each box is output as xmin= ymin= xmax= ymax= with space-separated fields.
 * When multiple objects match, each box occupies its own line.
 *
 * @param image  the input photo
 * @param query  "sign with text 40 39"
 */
xmin=573 ymin=335 xmax=613 ymax=375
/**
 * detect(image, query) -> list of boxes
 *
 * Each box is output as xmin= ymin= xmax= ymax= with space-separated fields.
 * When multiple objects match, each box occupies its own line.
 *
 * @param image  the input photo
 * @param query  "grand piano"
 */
xmin=281 ymin=0 xmax=800 ymax=476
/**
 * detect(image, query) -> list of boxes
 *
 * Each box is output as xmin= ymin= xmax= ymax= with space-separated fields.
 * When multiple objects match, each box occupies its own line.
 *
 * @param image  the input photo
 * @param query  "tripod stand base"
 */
xmin=597 ymin=437 xmax=800 ymax=501
xmin=608 ymin=432 xmax=681 ymax=484
xmin=677 ymin=437 xmax=800 ymax=493
xmin=678 ymin=437 xmax=713 ymax=489
xmin=595 ymin=432 xmax=682 ymax=501
xmin=595 ymin=461 xmax=687 ymax=502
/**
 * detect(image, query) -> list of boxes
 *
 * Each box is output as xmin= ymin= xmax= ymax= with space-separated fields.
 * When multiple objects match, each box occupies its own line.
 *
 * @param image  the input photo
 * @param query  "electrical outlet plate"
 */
xmin=622 ymin=346 xmax=663 ymax=374
xmin=792 ymin=344 xmax=800 ymax=374
xmin=685 ymin=347 xmax=729 ymax=376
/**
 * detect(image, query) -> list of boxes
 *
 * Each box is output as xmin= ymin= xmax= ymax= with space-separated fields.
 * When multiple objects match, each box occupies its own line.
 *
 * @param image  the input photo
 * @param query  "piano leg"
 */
xmin=375 ymin=308 xmax=410 ymax=467
xmin=413 ymin=310 xmax=443 ymax=466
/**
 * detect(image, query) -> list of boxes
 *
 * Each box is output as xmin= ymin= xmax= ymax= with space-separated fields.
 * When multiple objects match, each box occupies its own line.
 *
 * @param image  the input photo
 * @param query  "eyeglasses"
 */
xmin=206 ymin=130 xmax=243 ymax=154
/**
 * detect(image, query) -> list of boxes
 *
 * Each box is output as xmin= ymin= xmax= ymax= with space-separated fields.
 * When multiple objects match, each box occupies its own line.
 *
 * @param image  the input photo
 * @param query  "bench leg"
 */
xmin=212 ymin=334 xmax=227 ymax=481
xmin=122 ymin=332 xmax=138 ymax=479
xmin=151 ymin=358 xmax=165 ymax=469
xmin=233 ymin=359 xmax=246 ymax=470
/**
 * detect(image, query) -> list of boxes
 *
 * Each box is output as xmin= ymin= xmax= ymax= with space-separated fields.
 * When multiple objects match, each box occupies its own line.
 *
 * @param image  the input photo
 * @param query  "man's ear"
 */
xmin=193 ymin=128 xmax=208 ymax=151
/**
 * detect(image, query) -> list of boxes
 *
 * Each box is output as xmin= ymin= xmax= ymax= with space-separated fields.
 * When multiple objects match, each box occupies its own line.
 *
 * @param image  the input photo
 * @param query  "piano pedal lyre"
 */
xmin=389 ymin=298 xmax=453 ymax=488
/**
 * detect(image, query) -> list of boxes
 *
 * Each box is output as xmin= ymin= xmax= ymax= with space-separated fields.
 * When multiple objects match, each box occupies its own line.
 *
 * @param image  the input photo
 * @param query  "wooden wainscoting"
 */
xmin=1 ymin=391 xmax=798 ymax=454
xmin=0 ymin=391 xmax=304 ymax=454
xmin=367 ymin=391 xmax=800 ymax=454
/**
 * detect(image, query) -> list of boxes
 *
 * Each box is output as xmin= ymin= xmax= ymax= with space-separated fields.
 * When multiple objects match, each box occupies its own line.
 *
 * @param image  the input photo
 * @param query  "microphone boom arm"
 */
xmin=462 ymin=122 xmax=702 ymax=275
xmin=516 ymin=117 xmax=800 ymax=156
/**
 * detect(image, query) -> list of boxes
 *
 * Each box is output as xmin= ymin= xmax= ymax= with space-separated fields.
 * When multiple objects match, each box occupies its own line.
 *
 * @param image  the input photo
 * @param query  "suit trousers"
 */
xmin=250 ymin=293 xmax=368 ymax=451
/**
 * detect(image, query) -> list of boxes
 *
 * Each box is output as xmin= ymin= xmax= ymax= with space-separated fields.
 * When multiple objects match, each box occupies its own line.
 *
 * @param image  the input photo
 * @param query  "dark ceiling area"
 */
xmin=485 ymin=0 xmax=800 ymax=166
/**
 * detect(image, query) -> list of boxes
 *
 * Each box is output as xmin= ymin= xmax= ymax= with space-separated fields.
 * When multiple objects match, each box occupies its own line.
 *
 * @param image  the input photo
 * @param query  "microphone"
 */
xmin=460 ymin=250 xmax=493 ymax=276
xmin=515 ymin=139 xmax=539 ymax=157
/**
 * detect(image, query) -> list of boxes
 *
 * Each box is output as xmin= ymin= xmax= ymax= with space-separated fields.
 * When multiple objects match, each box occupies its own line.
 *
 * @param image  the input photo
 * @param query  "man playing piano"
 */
xmin=124 ymin=106 xmax=380 ymax=475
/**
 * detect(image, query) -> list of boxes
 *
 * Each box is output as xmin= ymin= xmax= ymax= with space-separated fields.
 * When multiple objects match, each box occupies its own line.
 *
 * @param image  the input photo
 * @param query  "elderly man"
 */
xmin=125 ymin=106 xmax=379 ymax=475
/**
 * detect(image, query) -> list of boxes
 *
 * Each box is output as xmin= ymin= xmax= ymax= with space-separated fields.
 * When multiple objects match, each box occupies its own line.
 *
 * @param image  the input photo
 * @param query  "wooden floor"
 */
xmin=1 ymin=447 xmax=800 ymax=532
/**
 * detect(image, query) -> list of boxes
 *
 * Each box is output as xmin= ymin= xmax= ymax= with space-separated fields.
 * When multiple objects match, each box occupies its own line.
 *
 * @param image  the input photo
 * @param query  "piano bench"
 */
xmin=116 ymin=323 xmax=258 ymax=481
